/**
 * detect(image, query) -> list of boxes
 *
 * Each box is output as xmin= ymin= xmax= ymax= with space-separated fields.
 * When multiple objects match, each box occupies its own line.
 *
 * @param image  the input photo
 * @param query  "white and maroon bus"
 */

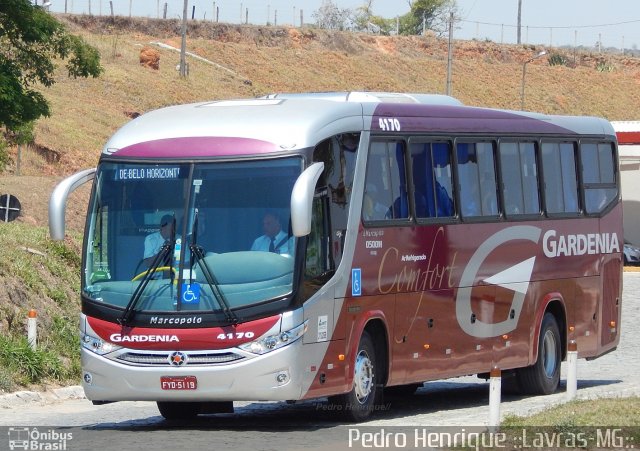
xmin=50 ymin=92 xmax=622 ymax=421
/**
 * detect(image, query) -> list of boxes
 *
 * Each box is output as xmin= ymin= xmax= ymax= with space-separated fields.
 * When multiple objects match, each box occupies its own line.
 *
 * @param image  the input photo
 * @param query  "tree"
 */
xmin=351 ymin=0 xmax=394 ymax=34
xmin=0 ymin=0 xmax=102 ymax=168
xmin=399 ymin=0 xmax=453 ymax=36
xmin=312 ymin=0 xmax=352 ymax=31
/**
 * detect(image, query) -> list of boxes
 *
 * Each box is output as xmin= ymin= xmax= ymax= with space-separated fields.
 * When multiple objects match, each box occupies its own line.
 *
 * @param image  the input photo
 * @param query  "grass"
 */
xmin=502 ymin=397 xmax=640 ymax=427
xmin=0 ymin=221 xmax=82 ymax=392
xmin=498 ymin=398 xmax=640 ymax=449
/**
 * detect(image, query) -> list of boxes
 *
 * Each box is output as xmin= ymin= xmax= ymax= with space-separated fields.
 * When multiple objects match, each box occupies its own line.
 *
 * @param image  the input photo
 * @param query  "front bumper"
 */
xmin=81 ymin=340 xmax=305 ymax=402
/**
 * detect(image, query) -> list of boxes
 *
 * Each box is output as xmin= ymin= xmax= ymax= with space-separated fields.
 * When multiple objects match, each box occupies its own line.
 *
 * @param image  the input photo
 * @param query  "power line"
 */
xmin=460 ymin=18 xmax=640 ymax=30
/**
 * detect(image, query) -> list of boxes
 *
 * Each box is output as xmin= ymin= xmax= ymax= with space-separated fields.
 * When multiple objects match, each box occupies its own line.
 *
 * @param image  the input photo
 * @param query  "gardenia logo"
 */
xmin=109 ymin=333 xmax=179 ymax=343
xmin=542 ymin=230 xmax=620 ymax=258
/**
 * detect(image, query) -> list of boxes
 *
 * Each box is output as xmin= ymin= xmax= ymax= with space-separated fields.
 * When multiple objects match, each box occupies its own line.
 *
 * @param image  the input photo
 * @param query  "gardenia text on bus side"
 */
xmin=543 ymin=230 xmax=620 ymax=258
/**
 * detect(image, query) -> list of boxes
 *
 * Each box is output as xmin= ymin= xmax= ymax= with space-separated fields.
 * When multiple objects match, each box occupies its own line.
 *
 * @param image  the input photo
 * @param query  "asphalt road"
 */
xmin=1 ymin=273 xmax=639 ymax=451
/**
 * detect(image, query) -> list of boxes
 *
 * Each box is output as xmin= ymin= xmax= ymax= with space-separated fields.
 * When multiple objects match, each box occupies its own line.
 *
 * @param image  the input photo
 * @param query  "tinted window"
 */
xmin=581 ymin=142 xmax=617 ymax=214
xmin=499 ymin=142 xmax=540 ymax=216
xmin=410 ymin=142 xmax=455 ymax=219
xmin=541 ymin=142 xmax=579 ymax=214
xmin=456 ymin=142 xmax=498 ymax=218
xmin=313 ymin=134 xmax=358 ymax=267
xmin=364 ymin=141 xmax=408 ymax=221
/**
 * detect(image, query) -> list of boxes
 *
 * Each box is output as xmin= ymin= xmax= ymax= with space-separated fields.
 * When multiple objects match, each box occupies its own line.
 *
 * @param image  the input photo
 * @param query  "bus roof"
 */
xmin=103 ymin=92 xmax=615 ymax=157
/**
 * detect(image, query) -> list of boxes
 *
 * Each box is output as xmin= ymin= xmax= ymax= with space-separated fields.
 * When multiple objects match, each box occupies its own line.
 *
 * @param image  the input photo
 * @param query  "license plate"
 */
xmin=160 ymin=376 xmax=197 ymax=390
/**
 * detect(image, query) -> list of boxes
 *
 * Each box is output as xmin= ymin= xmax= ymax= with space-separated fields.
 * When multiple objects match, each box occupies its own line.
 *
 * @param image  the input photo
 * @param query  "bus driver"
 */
xmin=251 ymin=212 xmax=292 ymax=256
xmin=142 ymin=214 xmax=175 ymax=266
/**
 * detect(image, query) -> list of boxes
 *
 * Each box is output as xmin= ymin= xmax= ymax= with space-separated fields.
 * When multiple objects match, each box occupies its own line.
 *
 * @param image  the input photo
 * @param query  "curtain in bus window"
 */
xmin=364 ymin=141 xmax=408 ymax=221
xmin=560 ymin=143 xmax=579 ymax=212
xmin=520 ymin=143 xmax=540 ymax=214
xmin=411 ymin=143 xmax=431 ymax=217
xmin=457 ymin=142 xmax=498 ymax=217
xmin=582 ymin=142 xmax=618 ymax=214
xmin=541 ymin=142 xmax=579 ymax=214
xmin=499 ymin=142 xmax=540 ymax=216
xmin=394 ymin=143 xmax=409 ymax=218
xmin=411 ymin=142 xmax=454 ymax=219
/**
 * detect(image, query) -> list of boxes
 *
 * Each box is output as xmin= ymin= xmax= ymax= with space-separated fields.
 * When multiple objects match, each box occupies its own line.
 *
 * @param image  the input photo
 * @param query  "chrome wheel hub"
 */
xmin=353 ymin=349 xmax=374 ymax=404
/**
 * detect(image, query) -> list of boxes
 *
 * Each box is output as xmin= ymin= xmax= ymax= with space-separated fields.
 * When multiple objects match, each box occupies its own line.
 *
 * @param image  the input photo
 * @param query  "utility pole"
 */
xmin=446 ymin=12 xmax=453 ymax=96
xmin=180 ymin=0 xmax=188 ymax=77
xmin=517 ymin=0 xmax=522 ymax=44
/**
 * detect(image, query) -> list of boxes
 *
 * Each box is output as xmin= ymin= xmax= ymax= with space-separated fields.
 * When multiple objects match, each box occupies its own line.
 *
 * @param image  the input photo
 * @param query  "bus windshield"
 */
xmin=83 ymin=157 xmax=303 ymax=318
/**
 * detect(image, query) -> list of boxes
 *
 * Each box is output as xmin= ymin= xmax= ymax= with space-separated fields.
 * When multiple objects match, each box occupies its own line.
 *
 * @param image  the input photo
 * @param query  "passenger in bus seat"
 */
xmin=251 ymin=212 xmax=293 ymax=256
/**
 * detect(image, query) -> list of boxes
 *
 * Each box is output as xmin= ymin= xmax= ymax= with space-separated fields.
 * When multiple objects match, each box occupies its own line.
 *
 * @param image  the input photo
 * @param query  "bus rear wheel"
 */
xmin=157 ymin=401 xmax=200 ymax=420
xmin=328 ymin=331 xmax=380 ymax=422
xmin=517 ymin=312 xmax=561 ymax=395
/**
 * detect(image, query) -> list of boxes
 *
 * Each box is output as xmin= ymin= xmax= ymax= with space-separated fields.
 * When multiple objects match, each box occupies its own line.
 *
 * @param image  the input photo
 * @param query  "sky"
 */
xmin=48 ymin=0 xmax=640 ymax=49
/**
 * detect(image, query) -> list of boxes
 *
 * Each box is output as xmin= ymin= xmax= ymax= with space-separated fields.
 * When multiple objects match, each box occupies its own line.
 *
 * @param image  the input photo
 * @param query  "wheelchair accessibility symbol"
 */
xmin=180 ymin=283 xmax=201 ymax=304
xmin=351 ymin=268 xmax=362 ymax=297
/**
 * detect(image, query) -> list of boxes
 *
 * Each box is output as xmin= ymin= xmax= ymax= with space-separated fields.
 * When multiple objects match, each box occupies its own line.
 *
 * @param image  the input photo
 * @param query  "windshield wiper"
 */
xmin=189 ymin=211 xmax=238 ymax=324
xmin=118 ymin=240 xmax=173 ymax=325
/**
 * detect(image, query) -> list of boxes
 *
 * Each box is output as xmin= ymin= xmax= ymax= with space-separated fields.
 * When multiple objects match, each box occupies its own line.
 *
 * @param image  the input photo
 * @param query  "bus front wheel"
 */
xmin=157 ymin=401 xmax=200 ymax=420
xmin=328 ymin=331 xmax=380 ymax=422
xmin=517 ymin=312 xmax=561 ymax=395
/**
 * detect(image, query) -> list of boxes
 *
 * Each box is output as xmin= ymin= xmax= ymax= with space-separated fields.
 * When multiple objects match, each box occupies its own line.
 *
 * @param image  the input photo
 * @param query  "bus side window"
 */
xmin=305 ymin=195 xmax=332 ymax=281
xmin=581 ymin=142 xmax=618 ymax=214
xmin=364 ymin=140 xmax=408 ymax=221
xmin=499 ymin=141 xmax=540 ymax=216
xmin=541 ymin=142 xmax=579 ymax=215
xmin=456 ymin=142 xmax=498 ymax=218
xmin=313 ymin=134 xmax=358 ymax=267
xmin=410 ymin=141 xmax=454 ymax=219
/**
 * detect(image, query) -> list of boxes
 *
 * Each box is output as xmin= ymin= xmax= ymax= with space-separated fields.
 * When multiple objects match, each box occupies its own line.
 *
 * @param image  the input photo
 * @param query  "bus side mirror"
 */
xmin=290 ymin=162 xmax=324 ymax=237
xmin=49 ymin=168 xmax=96 ymax=240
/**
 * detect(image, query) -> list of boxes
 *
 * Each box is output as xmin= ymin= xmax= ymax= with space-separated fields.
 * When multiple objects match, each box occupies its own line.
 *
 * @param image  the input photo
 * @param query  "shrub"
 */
xmin=548 ymin=53 xmax=567 ymax=67
xmin=596 ymin=60 xmax=615 ymax=72
xmin=0 ymin=138 xmax=10 ymax=172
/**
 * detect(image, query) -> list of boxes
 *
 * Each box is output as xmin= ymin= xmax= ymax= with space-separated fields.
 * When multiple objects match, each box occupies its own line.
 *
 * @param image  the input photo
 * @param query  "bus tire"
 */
xmin=157 ymin=401 xmax=200 ymax=420
xmin=517 ymin=312 xmax=561 ymax=395
xmin=328 ymin=331 xmax=380 ymax=422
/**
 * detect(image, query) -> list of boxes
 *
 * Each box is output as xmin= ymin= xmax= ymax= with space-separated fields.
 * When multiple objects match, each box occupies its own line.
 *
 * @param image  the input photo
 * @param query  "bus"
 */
xmin=49 ymin=92 xmax=622 ymax=421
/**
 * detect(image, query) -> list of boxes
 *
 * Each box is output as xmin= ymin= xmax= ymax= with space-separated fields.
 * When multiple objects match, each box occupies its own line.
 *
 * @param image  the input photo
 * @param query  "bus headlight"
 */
xmin=81 ymin=331 xmax=120 ymax=355
xmin=239 ymin=320 xmax=308 ymax=355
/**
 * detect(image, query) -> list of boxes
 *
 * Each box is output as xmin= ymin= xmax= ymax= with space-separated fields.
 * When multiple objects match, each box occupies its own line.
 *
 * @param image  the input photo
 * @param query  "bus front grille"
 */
xmin=115 ymin=351 xmax=245 ymax=366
